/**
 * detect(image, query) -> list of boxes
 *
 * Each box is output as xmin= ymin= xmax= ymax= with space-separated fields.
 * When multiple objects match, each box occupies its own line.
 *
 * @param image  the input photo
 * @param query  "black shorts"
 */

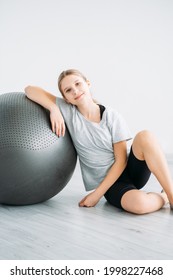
xmin=104 ymin=147 xmax=151 ymax=210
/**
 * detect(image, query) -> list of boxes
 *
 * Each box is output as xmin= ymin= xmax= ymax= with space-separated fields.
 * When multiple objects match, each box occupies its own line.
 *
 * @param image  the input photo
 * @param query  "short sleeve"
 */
xmin=56 ymin=97 xmax=69 ymax=113
xmin=108 ymin=109 xmax=132 ymax=143
xmin=55 ymin=97 xmax=73 ymax=121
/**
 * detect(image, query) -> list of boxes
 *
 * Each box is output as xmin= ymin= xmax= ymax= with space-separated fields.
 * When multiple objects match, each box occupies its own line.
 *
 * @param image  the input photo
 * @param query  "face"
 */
xmin=60 ymin=74 xmax=91 ymax=105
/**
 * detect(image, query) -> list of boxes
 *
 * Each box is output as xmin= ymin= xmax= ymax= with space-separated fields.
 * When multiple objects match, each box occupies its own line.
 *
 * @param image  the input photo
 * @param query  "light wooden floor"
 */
xmin=0 ymin=160 xmax=173 ymax=260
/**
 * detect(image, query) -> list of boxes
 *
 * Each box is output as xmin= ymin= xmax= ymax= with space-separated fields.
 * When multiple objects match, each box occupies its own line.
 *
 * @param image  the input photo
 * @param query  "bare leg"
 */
xmin=121 ymin=190 xmax=167 ymax=214
xmin=121 ymin=130 xmax=173 ymax=214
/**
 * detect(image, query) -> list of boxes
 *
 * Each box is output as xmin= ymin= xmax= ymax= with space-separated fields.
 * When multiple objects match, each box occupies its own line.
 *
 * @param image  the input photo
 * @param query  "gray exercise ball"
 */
xmin=0 ymin=92 xmax=77 ymax=205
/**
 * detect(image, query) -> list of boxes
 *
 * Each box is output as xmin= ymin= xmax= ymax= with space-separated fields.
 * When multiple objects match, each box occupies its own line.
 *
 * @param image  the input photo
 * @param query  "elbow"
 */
xmin=24 ymin=85 xmax=32 ymax=98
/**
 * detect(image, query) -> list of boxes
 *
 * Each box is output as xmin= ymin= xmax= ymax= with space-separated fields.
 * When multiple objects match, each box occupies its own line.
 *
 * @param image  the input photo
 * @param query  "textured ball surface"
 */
xmin=0 ymin=92 xmax=77 ymax=205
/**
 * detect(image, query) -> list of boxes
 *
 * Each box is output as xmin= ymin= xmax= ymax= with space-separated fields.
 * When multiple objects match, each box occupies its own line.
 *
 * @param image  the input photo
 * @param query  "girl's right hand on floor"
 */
xmin=50 ymin=106 xmax=65 ymax=137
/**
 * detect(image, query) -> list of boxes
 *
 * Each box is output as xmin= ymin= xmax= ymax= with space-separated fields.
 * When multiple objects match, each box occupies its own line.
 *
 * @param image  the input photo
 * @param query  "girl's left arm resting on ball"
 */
xmin=79 ymin=141 xmax=128 ymax=207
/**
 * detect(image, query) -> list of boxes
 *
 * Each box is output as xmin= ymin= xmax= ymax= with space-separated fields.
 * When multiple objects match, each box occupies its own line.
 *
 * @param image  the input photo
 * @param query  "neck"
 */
xmin=77 ymin=99 xmax=100 ymax=123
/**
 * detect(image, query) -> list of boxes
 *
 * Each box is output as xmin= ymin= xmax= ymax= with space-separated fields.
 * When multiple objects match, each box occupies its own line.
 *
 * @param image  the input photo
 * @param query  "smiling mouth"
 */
xmin=74 ymin=93 xmax=84 ymax=100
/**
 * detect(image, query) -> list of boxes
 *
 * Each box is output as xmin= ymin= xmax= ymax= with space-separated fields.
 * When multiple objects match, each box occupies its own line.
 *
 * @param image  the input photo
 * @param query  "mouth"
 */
xmin=74 ymin=93 xmax=84 ymax=100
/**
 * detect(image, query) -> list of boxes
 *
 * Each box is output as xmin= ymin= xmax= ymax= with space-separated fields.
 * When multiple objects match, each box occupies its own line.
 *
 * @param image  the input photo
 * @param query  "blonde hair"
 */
xmin=58 ymin=69 xmax=88 ymax=98
xmin=58 ymin=69 xmax=98 ymax=103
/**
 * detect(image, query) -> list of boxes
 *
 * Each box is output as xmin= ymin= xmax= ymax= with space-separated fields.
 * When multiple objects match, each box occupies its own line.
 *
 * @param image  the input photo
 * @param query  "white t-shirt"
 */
xmin=56 ymin=97 xmax=132 ymax=191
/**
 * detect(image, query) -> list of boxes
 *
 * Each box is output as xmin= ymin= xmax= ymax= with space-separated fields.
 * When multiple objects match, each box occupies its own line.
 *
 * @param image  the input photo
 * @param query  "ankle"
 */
xmin=168 ymin=197 xmax=173 ymax=206
xmin=165 ymin=192 xmax=173 ymax=206
xmin=160 ymin=191 xmax=169 ymax=204
xmin=160 ymin=190 xmax=173 ymax=207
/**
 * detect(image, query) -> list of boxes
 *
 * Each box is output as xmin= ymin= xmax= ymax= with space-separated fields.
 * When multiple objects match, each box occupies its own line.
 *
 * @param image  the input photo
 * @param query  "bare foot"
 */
xmin=161 ymin=190 xmax=169 ymax=205
xmin=161 ymin=190 xmax=173 ymax=208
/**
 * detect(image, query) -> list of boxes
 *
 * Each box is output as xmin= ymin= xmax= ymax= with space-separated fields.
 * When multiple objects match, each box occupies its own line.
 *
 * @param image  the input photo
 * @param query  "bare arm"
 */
xmin=24 ymin=86 xmax=65 ymax=136
xmin=79 ymin=141 xmax=127 ymax=207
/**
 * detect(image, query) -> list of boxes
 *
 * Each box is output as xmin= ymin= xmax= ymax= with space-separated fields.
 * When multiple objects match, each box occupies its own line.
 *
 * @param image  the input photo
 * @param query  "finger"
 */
xmin=55 ymin=122 xmax=66 ymax=137
xmin=79 ymin=202 xmax=83 ymax=207
xmin=80 ymin=196 xmax=87 ymax=203
xmin=79 ymin=198 xmax=86 ymax=207
xmin=56 ymin=124 xmax=62 ymax=137
xmin=78 ymin=200 xmax=84 ymax=207
xmin=61 ymin=123 xmax=66 ymax=137
xmin=51 ymin=121 xmax=56 ymax=134
xmin=79 ymin=202 xmax=88 ymax=207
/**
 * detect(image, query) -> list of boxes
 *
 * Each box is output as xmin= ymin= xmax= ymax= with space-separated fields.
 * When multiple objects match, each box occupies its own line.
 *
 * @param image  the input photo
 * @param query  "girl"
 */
xmin=25 ymin=69 xmax=173 ymax=214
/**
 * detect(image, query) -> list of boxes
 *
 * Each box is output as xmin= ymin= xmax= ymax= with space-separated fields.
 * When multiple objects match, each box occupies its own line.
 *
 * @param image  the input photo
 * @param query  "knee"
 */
xmin=122 ymin=192 xmax=149 ymax=215
xmin=132 ymin=199 xmax=149 ymax=215
xmin=135 ymin=130 xmax=154 ymax=143
xmin=134 ymin=130 xmax=156 ymax=149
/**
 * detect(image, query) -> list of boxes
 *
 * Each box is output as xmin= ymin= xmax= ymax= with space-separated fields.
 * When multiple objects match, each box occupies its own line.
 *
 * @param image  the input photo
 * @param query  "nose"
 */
xmin=72 ymin=87 xmax=78 ymax=96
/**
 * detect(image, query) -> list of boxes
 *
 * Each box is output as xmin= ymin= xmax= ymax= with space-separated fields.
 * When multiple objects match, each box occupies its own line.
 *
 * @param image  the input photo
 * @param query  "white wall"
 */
xmin=1 ymin=0 xmax=173 ymax=155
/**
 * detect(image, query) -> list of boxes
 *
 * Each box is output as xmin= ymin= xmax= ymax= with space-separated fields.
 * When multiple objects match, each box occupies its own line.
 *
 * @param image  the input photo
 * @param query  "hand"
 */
xmin=50 ymin=106 xmax=65 ymax=137
xmin=79 ymin=190 xmax=101 ymax=207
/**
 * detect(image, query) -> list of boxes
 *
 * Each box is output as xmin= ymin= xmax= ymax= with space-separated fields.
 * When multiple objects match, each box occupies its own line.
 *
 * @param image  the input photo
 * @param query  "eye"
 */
xmin=66 ymin=88 xmax=71 ymax=93
xmin=75 ymin=82 xmax=81 ymax=86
